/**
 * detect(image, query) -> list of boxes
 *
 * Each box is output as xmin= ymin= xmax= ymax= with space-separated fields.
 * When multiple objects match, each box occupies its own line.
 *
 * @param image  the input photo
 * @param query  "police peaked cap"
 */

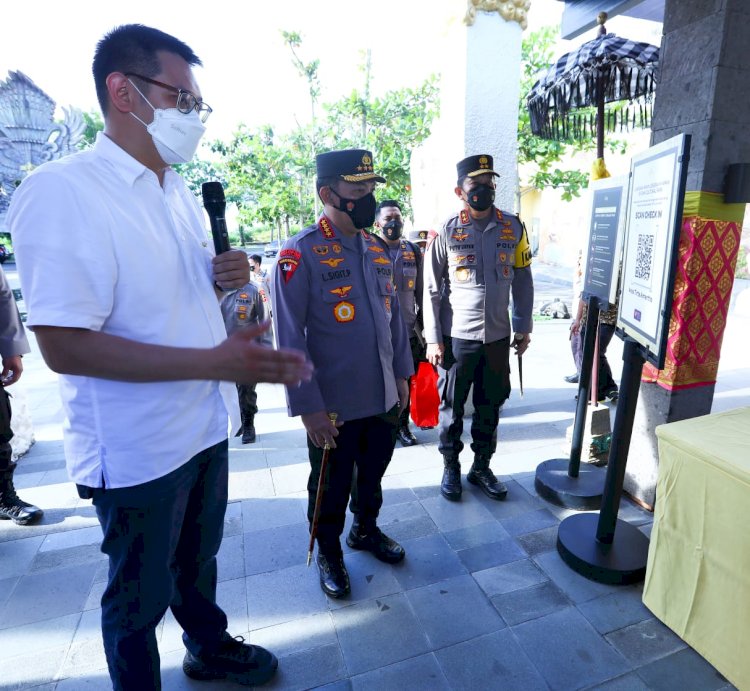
xmin=316 ymin=149 xmax=386 ymax=184
xmin=456 ymin=154 xmax=500 ymax=180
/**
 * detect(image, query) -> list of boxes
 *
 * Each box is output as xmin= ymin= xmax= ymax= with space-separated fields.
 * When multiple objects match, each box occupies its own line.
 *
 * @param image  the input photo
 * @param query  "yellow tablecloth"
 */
xmin=643 ymin=407 xmax=750 ymax=690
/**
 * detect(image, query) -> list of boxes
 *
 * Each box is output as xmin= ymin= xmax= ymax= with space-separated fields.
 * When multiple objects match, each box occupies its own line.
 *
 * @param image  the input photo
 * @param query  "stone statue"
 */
xmin=0 ymin=71 xmax=85 ymax=214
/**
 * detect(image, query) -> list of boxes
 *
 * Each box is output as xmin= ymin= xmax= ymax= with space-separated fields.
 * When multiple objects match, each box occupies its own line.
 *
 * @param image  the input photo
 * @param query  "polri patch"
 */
xmin=334 ymin=301 xmax=355 ymax=322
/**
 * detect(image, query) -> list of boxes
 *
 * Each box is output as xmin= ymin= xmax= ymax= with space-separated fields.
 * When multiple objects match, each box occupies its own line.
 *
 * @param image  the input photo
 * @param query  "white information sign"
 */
xmin=617 ymin=134 xmax=690 ymax=368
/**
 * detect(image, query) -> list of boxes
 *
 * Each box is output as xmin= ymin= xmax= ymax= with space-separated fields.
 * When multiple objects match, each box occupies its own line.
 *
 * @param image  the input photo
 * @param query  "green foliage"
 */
xmin=78 ymin=110 xmax=104 ymax=149
xmin=518 ymin=26 xmax=629 ymax=200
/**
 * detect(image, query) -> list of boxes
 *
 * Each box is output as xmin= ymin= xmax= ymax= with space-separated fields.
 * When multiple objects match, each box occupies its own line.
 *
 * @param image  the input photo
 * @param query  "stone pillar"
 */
xmin=625 ymin=0 xmax=749 ymax=508
xmin=411 ymin=1 xmax=528 ymax=231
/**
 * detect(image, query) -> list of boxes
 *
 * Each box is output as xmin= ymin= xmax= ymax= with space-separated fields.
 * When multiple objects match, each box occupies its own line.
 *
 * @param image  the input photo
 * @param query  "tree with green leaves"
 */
xmin=518 ymin=26 xmax=627 ymax=201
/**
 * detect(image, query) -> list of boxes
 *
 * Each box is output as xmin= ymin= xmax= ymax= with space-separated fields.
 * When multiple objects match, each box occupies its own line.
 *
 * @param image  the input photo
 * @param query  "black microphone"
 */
xmin=201 ymin=181 xmax=231 ymax=255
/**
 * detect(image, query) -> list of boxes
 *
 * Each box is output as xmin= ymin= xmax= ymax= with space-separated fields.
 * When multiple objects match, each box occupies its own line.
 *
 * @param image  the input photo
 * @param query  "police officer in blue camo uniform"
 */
xmin=423 ymin=154 xmax=533 ymax=503
xmin=220 ymin=278 xmax=272 ymax=444
xmin=273 ymin=149 xmax=414 ymax=599
xmin=374 ymin=199 xmax=424 ymax=446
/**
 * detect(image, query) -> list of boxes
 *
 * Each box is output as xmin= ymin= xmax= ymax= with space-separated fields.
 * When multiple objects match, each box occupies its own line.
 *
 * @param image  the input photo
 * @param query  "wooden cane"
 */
xmin=307 ymin=413 xmax=338 ymax=566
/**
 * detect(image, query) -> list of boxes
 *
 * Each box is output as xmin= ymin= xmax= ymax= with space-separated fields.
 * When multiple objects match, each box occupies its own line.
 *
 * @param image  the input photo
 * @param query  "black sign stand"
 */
xmin=556 ymin=336 xmax=650 ymax=584
xmin=535 ymin=294 xmax=606 ymax=509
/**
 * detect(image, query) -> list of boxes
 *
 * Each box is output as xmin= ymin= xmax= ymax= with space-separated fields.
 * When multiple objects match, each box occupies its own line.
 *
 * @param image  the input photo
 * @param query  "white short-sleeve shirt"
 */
xmin=8 ymin=133 xmax=239 ymax=488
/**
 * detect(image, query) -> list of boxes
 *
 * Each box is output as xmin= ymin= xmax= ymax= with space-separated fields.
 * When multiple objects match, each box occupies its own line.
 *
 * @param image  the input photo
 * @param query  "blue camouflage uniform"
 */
xmin=273 ymin=215 xmax=413 ymax=548
xmin=424 ymin=206 xmax=534 ymax=461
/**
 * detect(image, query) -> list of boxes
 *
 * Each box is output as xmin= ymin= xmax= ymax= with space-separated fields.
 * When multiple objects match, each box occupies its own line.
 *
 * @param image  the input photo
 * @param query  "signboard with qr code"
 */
xmin=617 ymin=134 xmax=691 ymax=368
xmin=583 ymin=176 xmax=628 ymax=307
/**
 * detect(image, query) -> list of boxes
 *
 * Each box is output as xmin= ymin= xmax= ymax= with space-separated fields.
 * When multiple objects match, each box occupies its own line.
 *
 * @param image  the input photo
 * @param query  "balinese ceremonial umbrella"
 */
xmin=526 ymin=15 xmax=659 ymax=160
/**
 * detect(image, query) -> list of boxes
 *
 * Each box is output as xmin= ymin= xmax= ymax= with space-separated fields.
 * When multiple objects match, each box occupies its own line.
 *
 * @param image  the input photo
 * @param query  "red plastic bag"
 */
xmin=410 ymin=362 xmax=439 ymax=428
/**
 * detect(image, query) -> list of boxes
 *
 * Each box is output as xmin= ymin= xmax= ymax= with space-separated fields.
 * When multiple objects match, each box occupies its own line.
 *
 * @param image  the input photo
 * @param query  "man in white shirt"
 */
xmin=8 ymin=24 xmax=310 ymax=690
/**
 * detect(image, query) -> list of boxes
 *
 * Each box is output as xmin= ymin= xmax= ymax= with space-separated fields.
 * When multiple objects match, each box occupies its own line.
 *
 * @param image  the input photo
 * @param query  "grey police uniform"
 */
xmin=0 ymin=267 xmax=29 ymax=472
xmin=273 ymin=215 xmax=413 ymax=549
xmin=220 ymin=282 xmax=271 ymax=435
xmin=386 ymin=238 xmax=425 ymax=429
xmin=423 ymin=207 xmax=533 ymax=460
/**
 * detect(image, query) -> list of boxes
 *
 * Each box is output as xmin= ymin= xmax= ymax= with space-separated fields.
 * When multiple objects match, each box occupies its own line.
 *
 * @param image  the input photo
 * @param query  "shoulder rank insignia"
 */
xmin=329 ymin=285 xmax=352 ymax=298
xmin=373 ymin=256 xmax=391 ymax=265
xmin=321 ymin=257 xmax=345 ymax=268
xmin=319 ymin=217 xmax=336 ymax=239
xmin=313 ymin=245 xmax=329 ymax=256
xmin=459 ymin=209 xmax=470 ymax=225
xmin=334 ymin=301 xmax=355 ymax=323
xmin=496 ymin=208 xmax=503 ymax=222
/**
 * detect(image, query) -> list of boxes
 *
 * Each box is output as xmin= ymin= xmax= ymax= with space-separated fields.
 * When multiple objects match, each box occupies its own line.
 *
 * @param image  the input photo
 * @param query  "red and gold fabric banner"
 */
xmin=642 ymin=193 xmax=743 ymax=390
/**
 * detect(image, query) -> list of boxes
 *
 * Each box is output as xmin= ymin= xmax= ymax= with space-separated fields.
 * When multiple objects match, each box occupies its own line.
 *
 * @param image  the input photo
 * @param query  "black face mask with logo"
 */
xmin=382 ymin=219 xmax=403 ymax=241
xmin=466 ymin=184 xmax=495 ymax=212
xmin=333 ymin=191 xmax=377 ymax=229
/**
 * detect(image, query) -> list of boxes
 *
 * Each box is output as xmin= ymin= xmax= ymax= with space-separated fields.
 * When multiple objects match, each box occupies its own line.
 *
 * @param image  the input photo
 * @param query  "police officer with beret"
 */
xmin=273 ymin=149 xmax=413 ymax=598
xmin=374 ymin=200 xmax=424 ymax=446
xmin=423 ymin=154 xmax=533 ymax=502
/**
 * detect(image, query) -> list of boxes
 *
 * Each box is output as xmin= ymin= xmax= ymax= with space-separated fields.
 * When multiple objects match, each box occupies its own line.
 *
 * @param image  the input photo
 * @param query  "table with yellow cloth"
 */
xmin=643 ymin=406 xmax=750 ymax=689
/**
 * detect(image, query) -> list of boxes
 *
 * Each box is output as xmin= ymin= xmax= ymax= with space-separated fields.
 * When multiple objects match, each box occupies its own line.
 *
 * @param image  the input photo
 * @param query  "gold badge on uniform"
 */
xmin=373 ymin=256 xmax=390 ymax=265
xmin=334 ymin=301 xmax=355 ymax=323
xmin=313 ymin=245 xmax=329 ymax=256
xmin=459 ymin=210 xmax=470 ymax=225
xmin=319 ymin=217 xmax=336 ymax=239
xmin=368 ymin=245 xmax=384 ymax=253
xmin=503 ymin=266 xmax=511 ymax=278
xmin=499 ymin=253 xmax=507 ymax=263
xmin=407 ymin=279 xmax=415 ymax=289
xmin=455 ymin=267 xmax=470 ymax=282
xmin=332 ymin=244 xmax=342 ymax=254
xmin=384 ymin=296 xmax=391 ymax=312
xmin=452 ymin=231 xmax=468 ymax=242
xmin=239 ymin=293 xmax=248 ymax=299
xmin=329 ymin=285 xmax=353 ymax=298
xmin=321 ymin=257 xmax=345 ymax=267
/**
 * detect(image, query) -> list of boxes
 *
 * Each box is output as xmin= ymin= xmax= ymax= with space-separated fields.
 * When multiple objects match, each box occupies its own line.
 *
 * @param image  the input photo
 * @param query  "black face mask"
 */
xmin=466 ymin=184 xmax=495 ymax=212
xmin=381 ymin=219 xmax=403 ymax=241
xmin=332 ymin=191 xmax=377 ymax=229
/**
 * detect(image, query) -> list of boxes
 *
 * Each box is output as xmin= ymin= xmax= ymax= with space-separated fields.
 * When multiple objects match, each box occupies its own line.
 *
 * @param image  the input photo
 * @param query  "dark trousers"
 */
xmin=0 ymin=387 xmax=14 ymax=472
xmin=308 ymin=413 xmax=398 ymax=552
xmin=437 ymin=336 xmax=511 ymax=461
xmin=398 ymin=335 xmax=427 ymax=429
xmin=237 ymin=383 xmax=258 ymax=427
xmin=89 ymin=440 xmax=229 ymax=691
xmin=578 ymin=323 xmax=618 ymax=397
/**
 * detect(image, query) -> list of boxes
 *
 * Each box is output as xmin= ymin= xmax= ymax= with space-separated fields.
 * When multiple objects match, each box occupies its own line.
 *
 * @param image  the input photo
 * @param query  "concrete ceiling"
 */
xmin=558 ymin=0 xmax=665 ymax=39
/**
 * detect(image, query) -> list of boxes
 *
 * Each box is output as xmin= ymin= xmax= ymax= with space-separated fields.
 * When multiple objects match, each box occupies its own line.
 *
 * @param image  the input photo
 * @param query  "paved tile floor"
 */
xmin=1 ymin=278 xmax=748 ymax=690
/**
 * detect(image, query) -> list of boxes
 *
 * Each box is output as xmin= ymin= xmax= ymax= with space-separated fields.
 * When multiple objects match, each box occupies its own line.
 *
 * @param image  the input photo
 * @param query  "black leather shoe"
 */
xmin=241 ymin=426 xmax=256 ymax=444
xmin=183 ymin=632 xmax=278 ymax=686
xmin=396 ymin=426 xmax=418 ymax=446
xmin=347 ymin=524 xmax=405 ymax=563
xmin=316 ymin=552 xmax=350 ymax=598
xmin=440 ymin=460 xmax=462 ymax=501
xmin=467 ymin=463 xmax=508 ymax=501
xmin=564 ymin=373 xmax=579 ymax=384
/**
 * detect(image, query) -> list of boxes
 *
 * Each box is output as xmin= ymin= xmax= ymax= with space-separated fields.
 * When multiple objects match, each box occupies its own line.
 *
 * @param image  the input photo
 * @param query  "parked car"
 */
xmin=264 ymin=240 xmax=280 ymax=257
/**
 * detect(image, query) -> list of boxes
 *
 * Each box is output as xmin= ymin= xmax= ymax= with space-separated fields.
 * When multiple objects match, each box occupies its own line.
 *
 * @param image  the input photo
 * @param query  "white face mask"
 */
xmin=129 ymin=79 xmax=206 ymax=164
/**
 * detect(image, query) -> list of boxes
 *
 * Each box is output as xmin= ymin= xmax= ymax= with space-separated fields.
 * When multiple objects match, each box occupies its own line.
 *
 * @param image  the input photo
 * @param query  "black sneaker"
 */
xmin=242 ymin=426 xmax=256 ymax=444
xmin=183 ymin=632 xmax=278 ymax=686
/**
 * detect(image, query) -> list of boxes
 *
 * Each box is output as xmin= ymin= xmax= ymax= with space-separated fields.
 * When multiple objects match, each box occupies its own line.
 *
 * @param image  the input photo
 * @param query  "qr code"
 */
xmin=635 ymin=233 xmax=654 ymax=281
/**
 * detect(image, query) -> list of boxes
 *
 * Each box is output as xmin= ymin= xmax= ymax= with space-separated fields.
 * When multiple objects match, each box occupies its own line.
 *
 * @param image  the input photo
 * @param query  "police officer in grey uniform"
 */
xmin=423 ymin=154 xmax=533 ymax=502
xmin=0 ymin=267 xmax=43 ymax=524
xmin=374 ymin=200 xmax=424 ymax=446
xmin=273 ymin=149 xmax=413 ymax=599
xmin=220 ymin=277 xmax=272 ymax=444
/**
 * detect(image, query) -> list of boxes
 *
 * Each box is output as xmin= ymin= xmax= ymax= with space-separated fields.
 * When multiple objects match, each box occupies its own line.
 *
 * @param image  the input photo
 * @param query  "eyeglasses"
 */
xmin=125 ymin=73 xmax=212 ymax=123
